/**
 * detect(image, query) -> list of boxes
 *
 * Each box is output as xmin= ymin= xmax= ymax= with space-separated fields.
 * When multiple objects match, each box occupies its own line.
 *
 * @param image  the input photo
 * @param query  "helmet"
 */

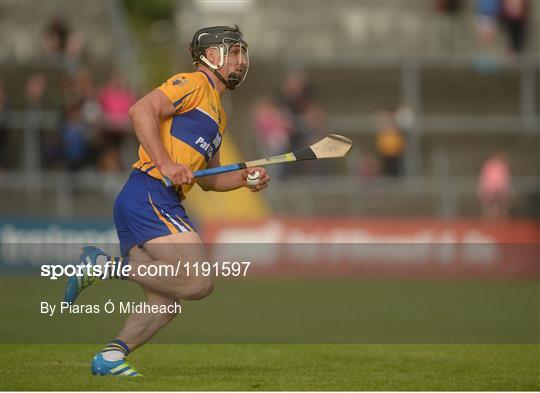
xmin=189 ymin=25 xmax=249 ymax=90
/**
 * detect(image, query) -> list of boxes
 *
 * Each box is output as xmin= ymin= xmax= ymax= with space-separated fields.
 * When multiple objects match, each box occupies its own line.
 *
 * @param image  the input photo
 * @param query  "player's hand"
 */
xmin=242 ymin=167 xmax=270 ymax=192
xmin=158 ymin=161 xmax=194 ymax=186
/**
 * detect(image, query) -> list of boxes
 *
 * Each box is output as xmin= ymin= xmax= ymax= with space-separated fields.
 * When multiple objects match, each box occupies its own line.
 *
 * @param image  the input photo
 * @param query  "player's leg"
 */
xmin=91 ymin=286 xmax=175 ymax=376
xmin=91 ymin=233 xmax=213 ymax=376
xmin=117 ymin=285 xmax=179 ymax=350
xmin=91 ymin=232 xmax=214 ymax=355
xmin=91 ymin=233 xmax=212 ymax=358
xmin=115 ymin=246 xmax=181 ymax=351
xmin=92 ymin=246 xmax=181 ymax=376
xmin=128 ymin=231 xmax=214 ymax=301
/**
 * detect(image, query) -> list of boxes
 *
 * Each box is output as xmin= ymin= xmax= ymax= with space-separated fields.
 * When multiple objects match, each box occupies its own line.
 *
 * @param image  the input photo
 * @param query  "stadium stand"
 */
xmin=1 ymin=0 xmax=538 ymax=218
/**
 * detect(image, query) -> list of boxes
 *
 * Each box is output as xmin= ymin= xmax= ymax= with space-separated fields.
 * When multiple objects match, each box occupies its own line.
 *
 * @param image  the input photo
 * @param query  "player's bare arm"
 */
xmin=128 ymin=89 xmax=194 ymax=185
xmin=196 ymin=151 xmax=270 ymax=192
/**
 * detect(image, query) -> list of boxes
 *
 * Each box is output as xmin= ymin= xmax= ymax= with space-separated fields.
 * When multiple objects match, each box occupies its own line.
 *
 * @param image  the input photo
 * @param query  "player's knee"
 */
xmin=192 ymin=278 xmax=214 ymax=299
xmin=182 ymin=278 xmax=214 ymax=300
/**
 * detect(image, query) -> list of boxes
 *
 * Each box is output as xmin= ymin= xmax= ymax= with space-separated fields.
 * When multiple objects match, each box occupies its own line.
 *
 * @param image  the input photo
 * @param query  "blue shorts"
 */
xmin=114 ymin=169 xmax=196 ymax=256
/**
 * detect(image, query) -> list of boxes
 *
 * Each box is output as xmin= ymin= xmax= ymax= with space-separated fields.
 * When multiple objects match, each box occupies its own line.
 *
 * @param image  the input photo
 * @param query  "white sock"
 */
xmin=101 ymin=350 xmax=125 ymax=361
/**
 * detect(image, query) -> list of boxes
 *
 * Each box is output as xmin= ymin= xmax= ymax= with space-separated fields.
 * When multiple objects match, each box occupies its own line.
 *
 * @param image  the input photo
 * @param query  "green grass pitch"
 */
xmin=1 ymin=276 xmax=538 ymax=390
xmin=1 ymin=343 xmax=539 ymax=390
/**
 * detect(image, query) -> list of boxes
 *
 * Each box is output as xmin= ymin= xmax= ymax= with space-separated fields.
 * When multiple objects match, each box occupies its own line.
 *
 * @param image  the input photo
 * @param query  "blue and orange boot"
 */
xmin=63 ymin=246 xmax=108 ymax=304
xmin=91 ymin=353 xmax=141 ymax=377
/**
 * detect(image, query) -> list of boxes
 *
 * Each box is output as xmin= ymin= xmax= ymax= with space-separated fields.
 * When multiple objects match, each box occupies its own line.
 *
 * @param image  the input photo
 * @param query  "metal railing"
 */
xmin=2 ymin=170 xmax=537 ymax=218
xmin=2 ymin=53 xmax=538 ymax=218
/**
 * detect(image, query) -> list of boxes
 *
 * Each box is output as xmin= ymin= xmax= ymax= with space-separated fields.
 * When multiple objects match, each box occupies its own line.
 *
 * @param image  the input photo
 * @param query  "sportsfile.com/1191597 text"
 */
xmin=40 ymin=261 xmax=251 ymax=280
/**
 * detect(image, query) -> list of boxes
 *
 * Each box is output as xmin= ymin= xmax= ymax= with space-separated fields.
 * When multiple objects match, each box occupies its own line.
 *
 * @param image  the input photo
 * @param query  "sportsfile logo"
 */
xmin=40 ymin=261 xmax=251 ymax=280
xmin=41 ymin=262 xmax=127 ymax=280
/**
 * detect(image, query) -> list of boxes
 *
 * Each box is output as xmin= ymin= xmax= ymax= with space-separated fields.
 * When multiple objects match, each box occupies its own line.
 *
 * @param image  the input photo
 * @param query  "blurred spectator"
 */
xmin=61 ymin=100 xmax=90 ymax=170
xmin=252 ymin=96 xmax=291 ymax=179
xmin=375 ymin=110 xmax=406 ymax=177
xmin=252 ymin=96 xmax=291 ymax=158
xmin=24 ymin=73 xmax=59 ymax=170
xmin=99 ymin=71 xmax=136 ymax=133
xmin=435 ymin=0 xmax=463 ymax=14
xmin=279 ymin=71 xmax=312 ymax=149
xmin=357 ymin=151 xmax=381 ymax=181
xmin=64 ymin=31 xmax=87 ymax=73
xmin=301 ymin=103 xmax=327 ymax=140
xmin=43 ymin=15 xmax=86 ymax=74
xmin=271 ymin=70 xmax=323 ymax=176
xmin=279 ymin=71 xmax=311 ymax=116
xmin=98 ymin=146 xmax=123 ymax=173
xmin=69 ymin=68 xmax=102 ymax=128
xmin=298 ymin=103 xmax=329 ymax=174
xmin=432 ymin=0 xmax=464 ymax=54
xmin=280 ymin=71 xmax=309 ymax=144
xmin=43 ymin=16 xmax=70 ymax=59
xmin=254 ymin=72 xmax=330 ymax=177
xmin=477 ymin=152 xmax=513 ymax=219
xmin=474 ymin=0 xmax=502 ymax=62
xmin=500 ymin=0 xmax=528 ymax=56
xmin=25 ymin=73 xmax=47 ymax=108
xmin=98 ymin=70 xmax=137 ymax=170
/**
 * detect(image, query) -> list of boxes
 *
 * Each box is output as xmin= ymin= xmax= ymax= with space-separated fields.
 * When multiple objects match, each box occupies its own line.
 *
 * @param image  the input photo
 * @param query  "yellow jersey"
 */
xmin=133 ymin=70 xmax=227 ymax=198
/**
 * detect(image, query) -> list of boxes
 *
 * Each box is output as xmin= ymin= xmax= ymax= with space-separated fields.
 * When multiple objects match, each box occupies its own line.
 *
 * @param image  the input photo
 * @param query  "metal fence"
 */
xmin=2 ymin=55 xmax=538 ymax=218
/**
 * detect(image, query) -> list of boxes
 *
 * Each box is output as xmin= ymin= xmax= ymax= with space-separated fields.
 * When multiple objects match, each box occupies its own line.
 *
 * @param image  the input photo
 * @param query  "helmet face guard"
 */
xmin=190 ymin=25 xmax=249 ymax=90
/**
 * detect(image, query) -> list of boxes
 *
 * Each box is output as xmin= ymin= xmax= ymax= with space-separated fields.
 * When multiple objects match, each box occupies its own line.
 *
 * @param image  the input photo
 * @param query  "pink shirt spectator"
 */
xmin=478 ymin=155 xmax=511 ymax=201
xmin=99 ymin=74 xmax=136 ymax=130
xmin=253 ymin=97 xmax=291 ymax=152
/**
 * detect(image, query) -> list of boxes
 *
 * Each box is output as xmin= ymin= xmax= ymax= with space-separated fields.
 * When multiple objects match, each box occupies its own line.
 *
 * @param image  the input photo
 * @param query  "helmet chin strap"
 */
xmin=199 ymin=59 xmax=240 ymax=90
xmin=198 ymin=45 xmax=242 ymax=90
xmin=225 ymin=72 xmax=242 ymax=90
